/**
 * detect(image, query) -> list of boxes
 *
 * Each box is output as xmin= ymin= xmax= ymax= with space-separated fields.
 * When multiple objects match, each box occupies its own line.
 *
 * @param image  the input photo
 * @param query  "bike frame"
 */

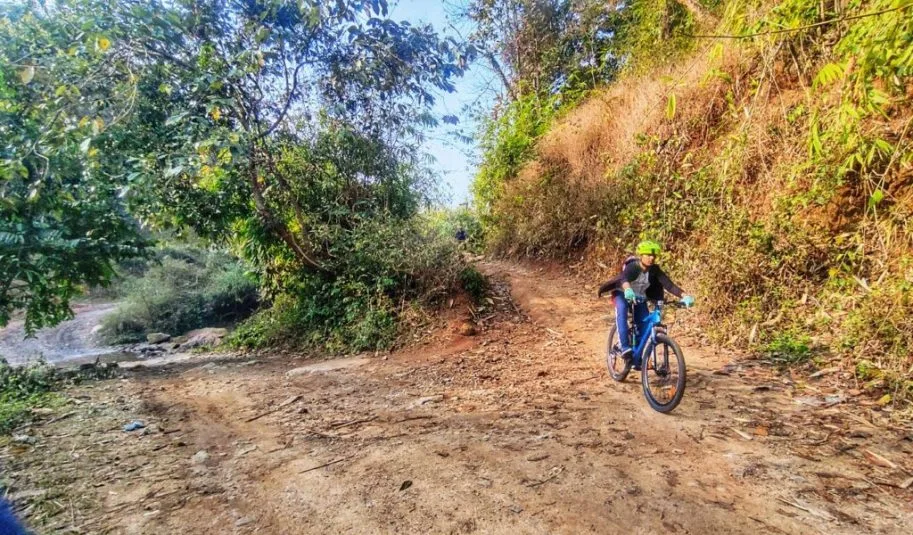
xmin=629 ymin=300 xmax=667 ymax=365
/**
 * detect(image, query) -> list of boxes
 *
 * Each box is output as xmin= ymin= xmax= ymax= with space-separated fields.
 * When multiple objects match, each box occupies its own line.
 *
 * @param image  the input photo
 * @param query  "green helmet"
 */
xmin=636 ymin=240 xmax=661 ymax=256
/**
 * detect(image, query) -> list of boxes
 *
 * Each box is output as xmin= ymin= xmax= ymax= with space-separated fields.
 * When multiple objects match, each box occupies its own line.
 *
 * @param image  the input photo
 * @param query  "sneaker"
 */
xmin=620 ymin=348 xmax=633 ymax=365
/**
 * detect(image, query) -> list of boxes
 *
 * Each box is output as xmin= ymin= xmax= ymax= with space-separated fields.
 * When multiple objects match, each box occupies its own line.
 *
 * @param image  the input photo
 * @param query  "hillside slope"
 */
xmin=474 ymin=0 xmax=913 ymax=408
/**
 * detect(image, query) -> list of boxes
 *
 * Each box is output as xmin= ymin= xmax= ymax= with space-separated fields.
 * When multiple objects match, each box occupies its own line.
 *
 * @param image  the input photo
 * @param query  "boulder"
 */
xmin=180 ymin=327 xmax=229 ymax=349
xmin=147 ymin=332 xmax=171 ymax=344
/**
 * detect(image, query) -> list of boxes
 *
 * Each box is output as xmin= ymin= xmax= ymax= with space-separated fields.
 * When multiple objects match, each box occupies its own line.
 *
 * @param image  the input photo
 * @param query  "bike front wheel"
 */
xmin=605 ymin=324 xmax=631 ymax=382
xmin=641 ymin=333 xmax=686 ymax=413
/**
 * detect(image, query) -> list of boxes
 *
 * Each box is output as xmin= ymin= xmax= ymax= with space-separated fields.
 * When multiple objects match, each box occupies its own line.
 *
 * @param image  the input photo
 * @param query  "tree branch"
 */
xmin=256 ymin=61 xmax=305 ymax=141
xmin=486 ymin=51 xmax=517 ymax=101
xmin=247 ymin=152 xmax=325 ymax=271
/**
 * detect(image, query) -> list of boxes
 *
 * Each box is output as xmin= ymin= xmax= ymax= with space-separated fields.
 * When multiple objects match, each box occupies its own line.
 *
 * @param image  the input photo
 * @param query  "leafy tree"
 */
xmin=0 ymin=2 xmax=147 ymax=333
xmin=1 ymin=0 xmax=469 ymax=334
xmin=464 ymin=0 xmax=630 ymax=102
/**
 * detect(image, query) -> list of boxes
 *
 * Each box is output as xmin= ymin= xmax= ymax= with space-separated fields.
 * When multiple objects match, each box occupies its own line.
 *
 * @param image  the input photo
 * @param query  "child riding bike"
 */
xmin=597 ymin=240 xmax=694 ymax=369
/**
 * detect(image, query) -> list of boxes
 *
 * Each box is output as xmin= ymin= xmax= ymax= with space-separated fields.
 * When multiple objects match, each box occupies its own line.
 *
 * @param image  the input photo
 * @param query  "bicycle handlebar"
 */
xmin=628 ymin=295 xmax=691 ymax=309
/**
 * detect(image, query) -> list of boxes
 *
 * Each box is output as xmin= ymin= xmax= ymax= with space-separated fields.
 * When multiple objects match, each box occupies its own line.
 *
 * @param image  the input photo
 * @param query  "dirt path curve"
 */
xmin=0 ymin=302 xmax=120 ymax=366
xmin=4 ymin=261 xmax=912 ymax=534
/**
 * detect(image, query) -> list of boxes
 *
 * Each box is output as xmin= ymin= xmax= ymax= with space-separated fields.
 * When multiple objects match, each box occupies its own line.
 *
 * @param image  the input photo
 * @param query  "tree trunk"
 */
xmin=247 ymin=170 xmax=324 ymax=272
xmin=487 ymin=52 xmax=518 ymax=101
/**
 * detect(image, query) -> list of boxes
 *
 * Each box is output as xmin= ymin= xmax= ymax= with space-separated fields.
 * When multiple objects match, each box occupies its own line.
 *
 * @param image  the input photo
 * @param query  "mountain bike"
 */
xmin=605 ymin=296 xmax=688 ymax=413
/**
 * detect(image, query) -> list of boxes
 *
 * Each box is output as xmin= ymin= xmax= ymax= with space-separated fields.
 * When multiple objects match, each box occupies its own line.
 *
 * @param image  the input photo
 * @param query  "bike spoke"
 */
xmin=644 ymin=340 xmax=684 ymax=408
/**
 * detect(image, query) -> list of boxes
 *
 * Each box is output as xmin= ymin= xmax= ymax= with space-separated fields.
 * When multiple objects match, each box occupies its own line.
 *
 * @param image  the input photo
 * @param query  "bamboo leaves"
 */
xmin=812 ymin=62 xmax=844 ymax=89
xmin=666 ymin=92 xmax=677 ymax=121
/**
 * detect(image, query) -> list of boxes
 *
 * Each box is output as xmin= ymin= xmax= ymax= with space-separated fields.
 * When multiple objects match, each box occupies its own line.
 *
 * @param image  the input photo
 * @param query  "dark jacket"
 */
xmin=597 ymin=257 xmax=684 ymax=301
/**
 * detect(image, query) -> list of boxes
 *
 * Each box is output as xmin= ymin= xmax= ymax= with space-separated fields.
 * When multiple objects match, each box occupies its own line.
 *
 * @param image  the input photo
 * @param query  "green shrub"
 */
xmin=0 ymin=360 xmax=63 ymax=434
xmin=763 ymin=331 xmax=812 ymax=364
xmin=459 ymin=266 xmax=488 ymax=303
xmin=473 ymin=93 xmax=560 ymax=227
xmin=425 ymin=207 xmax=486 ymax=253
xmin=100 ymin=249 xmax=258 ymax=343
xmin=229 ymin=216 xmax=466 ymax=354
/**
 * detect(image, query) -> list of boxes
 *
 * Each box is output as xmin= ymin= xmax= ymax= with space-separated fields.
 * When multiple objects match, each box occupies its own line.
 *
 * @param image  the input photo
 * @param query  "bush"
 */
xmin=100 ymin=248 xmax=258 ymax=343
xmin=763 ymin=331 xmax=812 ymax=364
xmin=425 ymin=207 xmax=486 ymax=253
xmin=459 ymin=266 xmax=488 ymax=303
xmin=0 ymin=360 xmax=63 ymax=435
xmin=229 ymin=216 xmax=467 ymax=354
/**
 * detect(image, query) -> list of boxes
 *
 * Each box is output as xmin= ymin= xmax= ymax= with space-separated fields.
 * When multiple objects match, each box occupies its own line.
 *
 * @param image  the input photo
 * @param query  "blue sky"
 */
xmin=389 ymin=0 xmax=498 ymax=206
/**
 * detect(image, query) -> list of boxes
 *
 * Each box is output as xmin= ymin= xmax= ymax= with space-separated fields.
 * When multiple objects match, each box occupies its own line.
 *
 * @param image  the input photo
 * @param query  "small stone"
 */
xmin=12 ymin=434 xmax=36 ymax=445
xmin=192 ymin=450 xmax=210 ymax=464
xmin=179 ymin=328 xmax=228 ymax=349
xmin=508 ymin=505 xmax=523 ymax=514
xmin=526 ymin=453 xmax=549 ymax=462
xmin=458 ymin=322 xmax=477 ymax=336
xmin=414 ymin=395 xmax=444 ymax=406
xmin=235 ymin=517 xmax=254 ymax=527
xmin=286 ymin=367 xmax=312 ymax=377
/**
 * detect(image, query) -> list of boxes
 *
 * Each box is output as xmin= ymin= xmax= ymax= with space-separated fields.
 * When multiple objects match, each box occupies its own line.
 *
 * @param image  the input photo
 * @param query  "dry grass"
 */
xmin=480 ymin=1 xmax=913 ymax=406
xmin=535 ymin=46 xmax=751 ymax=182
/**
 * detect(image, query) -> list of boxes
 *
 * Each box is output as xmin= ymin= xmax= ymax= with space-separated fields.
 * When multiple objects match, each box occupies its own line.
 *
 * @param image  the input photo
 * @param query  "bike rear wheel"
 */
xmin=641 ymin=334 xmax=686 ymax=413
xmin=605 ymin=324 xmax=631 ymax=382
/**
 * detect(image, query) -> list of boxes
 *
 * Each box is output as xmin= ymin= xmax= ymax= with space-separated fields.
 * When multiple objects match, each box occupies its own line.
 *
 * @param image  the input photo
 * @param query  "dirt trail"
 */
xmin=3 ymin=261 xmax=912 ymax=534
xmin=0 ymin=302 xmax=121 ymax=366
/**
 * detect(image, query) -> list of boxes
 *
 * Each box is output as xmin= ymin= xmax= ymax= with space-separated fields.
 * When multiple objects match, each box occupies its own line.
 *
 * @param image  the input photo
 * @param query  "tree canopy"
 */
xmin=1 ymin=0 xmax=470 ymax=333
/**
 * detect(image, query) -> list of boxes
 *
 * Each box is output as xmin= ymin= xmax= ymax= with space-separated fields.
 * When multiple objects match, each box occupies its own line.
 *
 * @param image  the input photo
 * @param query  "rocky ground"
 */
xmin=1 ymin=261 xmax=911 ymax=534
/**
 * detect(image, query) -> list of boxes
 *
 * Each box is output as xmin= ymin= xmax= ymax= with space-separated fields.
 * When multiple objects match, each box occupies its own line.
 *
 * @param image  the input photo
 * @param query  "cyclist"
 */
xmin=597 ymin=240 xmax=694 ymax=368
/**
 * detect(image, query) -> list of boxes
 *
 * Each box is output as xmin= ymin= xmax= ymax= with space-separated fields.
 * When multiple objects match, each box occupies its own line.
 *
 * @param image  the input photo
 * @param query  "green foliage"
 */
xmin=838 ymin=260 xmax=913 ymax=374
xmin=1 ymin=0 xmax=469 ymax=343
xmin=855 ymin=359 xmax=880 ymax=381
xmin=756 ymin=0 xmax=913 ymax=216
xmin=0 ymin=360 xmax=63 ymax=434
xmin=459 ymin=266 xmax=489 ymax=303
xmin=473 ymin=93 xmax=560 ymax=226
xmin=100 ymin=248 xmax=258 ymax=343
xmin=0 ymin=6 xmax=148 ymax=333
xmin=611 ymin=0 xmax=698 ymax=72
xmin=230 ymin=215 xmax=465 ymax=353
xmin=424 ymin=206 xmax=485 ymax=253
xmin=763 ymin=330 xmax=812 ymax=364
xmin=471 ymin=1 xmax=701 ymax=244
xmin=466 ymin=0 xmax=629 ymax=100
